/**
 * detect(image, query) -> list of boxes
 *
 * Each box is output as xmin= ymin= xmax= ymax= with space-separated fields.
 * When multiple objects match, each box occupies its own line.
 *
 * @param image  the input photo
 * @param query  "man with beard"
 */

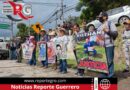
xmin=97 ymin=12 xmax=118 ymax=77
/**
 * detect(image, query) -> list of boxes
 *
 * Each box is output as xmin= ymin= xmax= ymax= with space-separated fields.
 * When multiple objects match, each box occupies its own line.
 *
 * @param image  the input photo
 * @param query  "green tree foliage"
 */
xmin=16 ymin=23 xmax=37 ymax=41
xmin=76 ymin=0 xmax=130 ymax=21
xmin=65 ymin=16 xmax=82 ymax=25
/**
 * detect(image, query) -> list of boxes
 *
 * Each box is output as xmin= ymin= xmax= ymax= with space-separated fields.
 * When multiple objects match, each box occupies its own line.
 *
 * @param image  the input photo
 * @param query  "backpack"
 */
xmin=108 ymin=21 xmax=118 ymax=40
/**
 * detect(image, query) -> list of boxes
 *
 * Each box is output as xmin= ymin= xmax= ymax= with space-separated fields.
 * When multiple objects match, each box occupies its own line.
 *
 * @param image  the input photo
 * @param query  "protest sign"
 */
xmin=47 ymin=41 xmax=56 ymax=63
xmin=77 ymin=31 xmax=108 ymax=73
xmin=55 ymin=40 xmax=67 ymax=60
xmin=22 ymin=43 xmax=34 ymax=60
xmin=38 ymin=42 xmax=46 ymax=61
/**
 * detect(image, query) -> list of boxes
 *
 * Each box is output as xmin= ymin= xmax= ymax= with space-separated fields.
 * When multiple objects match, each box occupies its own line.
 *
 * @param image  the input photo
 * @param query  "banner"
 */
xmin=47 ymin=41 xmax=56 ymax=63
xmin=77 ymin=31 xmax=108 ymax=73
xmin=0 ymin=78 xmax=117 ymax=90
xmin=38 ymin=42 xmax=46 ymax=61
xmin=22 ymin=43 xmax=34 ymax=60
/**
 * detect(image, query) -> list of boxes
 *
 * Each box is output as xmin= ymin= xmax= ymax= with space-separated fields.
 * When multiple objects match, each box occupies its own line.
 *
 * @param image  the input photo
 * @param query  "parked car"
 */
xmin=0 ymin=39 xmax=10 ymax=59
xmin=87 ymin=5 xmax=130 ymax=31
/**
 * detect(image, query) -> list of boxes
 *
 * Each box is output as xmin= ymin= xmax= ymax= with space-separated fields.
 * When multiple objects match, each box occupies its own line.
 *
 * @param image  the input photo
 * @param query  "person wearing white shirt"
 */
xmin=57 ymin=28 xmax=68 ymax=74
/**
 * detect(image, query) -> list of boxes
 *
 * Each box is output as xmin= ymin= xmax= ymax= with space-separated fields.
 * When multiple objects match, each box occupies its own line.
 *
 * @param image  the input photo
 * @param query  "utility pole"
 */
xmin=28 ymin=19 xmax=31 ymax=36
xmin=61 ymin=0 xmax=64 ymax=22
xmin=55 ymin=10 xmax=58 ymax=28
xmin=11 ymin=20 xmax=13 ymax=39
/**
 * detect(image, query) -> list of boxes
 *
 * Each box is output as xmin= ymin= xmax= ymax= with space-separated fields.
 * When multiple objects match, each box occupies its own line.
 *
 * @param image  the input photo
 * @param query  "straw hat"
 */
xmin=59 ymin=28 xmax=66 ymax=32
xmin=48 ymin=31 xmax=56 ymax=36
xmin=40 ymin=29 xmax=46 ymax=32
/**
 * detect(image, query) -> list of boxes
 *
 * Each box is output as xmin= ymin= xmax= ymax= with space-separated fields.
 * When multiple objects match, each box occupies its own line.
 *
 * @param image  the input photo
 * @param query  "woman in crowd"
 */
xmin=73 ymin=23 xmax=85 ymax=76
xmin=29 ymin=36 xmax=37 ymax=66
xmin=39 ymin=29 xmax=49 ymax=68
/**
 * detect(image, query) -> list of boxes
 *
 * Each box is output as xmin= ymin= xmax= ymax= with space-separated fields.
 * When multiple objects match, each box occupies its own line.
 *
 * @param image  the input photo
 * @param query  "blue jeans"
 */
xmin=100 ymin=46 xmax=114 ymax=78
xmin=59 ymin=59 xmax=67 ymax=72
xmin=10 ymin=50 xmax=17 ymax=60
xmin=29 ymin=51 xmax=36 ymax=65
xmin=41 ymin=57 xmax=48 ymax=67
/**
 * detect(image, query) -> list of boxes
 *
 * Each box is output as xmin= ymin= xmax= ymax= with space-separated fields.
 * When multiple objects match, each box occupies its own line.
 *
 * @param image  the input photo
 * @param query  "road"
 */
xmin=0 ymin=60 xmax=130 ymax=90
xmin=0 ymin=60 xmax=78 ymax=77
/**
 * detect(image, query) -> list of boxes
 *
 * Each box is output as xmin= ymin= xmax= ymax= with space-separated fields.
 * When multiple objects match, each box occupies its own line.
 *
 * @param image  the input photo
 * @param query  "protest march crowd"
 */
xmin=9 ymin=11 xmax=130 ymax=78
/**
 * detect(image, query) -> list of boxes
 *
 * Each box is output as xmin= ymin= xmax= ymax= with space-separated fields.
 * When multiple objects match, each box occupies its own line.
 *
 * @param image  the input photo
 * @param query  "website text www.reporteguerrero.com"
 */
xmin=24 ymin=79 xmax=67 ymax=84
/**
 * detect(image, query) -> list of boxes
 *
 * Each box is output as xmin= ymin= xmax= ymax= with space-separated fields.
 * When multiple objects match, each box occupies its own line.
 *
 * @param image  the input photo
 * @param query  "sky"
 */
xmin=0 ymin=0 xmax=81 ymax=37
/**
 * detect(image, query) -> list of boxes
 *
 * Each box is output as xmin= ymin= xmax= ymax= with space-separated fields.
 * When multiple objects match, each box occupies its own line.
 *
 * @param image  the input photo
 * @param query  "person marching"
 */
xmin=97 ymin=12 xmax=118 ymax=77
xmin=39 ymin=29 xmax=49 ymax=68
xmin=122 ymin=20 xmax=130 ymax=73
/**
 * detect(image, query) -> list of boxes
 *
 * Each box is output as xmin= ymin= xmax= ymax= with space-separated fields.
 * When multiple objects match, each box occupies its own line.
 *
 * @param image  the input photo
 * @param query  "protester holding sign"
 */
xmin=29 ymin=36 xmax=37 ymax=66
xmin=122 ymin=20 xmax=130 ymax=73
xmin=73 ymin=23 xmax=85 ymax=41
xmin=39 ymin=29 xmax=49 ymax=68
xmin=73 ymin=24 xmax=86 ymax=76
xmin=57 ymin=28 xmax=68 ymax=74
xmin=97 ymin=12 xmax=118 ymax=77
xmin=48 ymin=30 xmax=57 ymax=69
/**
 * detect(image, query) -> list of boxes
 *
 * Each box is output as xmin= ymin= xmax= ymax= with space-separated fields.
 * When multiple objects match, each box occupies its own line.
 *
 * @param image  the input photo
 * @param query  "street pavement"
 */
xmin=0 ymin=60 xmax=129 ymax=90
xmin=0 ymin=60 xmax=78 ymax=77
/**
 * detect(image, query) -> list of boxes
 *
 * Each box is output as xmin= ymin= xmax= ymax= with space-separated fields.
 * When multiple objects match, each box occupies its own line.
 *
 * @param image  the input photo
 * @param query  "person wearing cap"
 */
xmin=49 ymin=30 xmax=56 ymax=40
xmin=57 ymin=28 xmax=69 ymax=74
xmin=29 ymin=36 xmax=37 ymax=66
xmin=97 ymin=11 xmax=118 ymax=77
xmin=39 ymin=29 xmax=49 ymax=68
xmin=122 ymin=20 xmax=130 ymax=73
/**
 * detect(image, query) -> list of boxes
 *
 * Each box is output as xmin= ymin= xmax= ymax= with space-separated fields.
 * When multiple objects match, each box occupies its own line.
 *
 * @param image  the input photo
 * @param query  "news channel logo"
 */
xmin=22 ymin=4 xmax=32 ymax=16
xmin=2 ymin=1 xmax=33 ymax=20
xmin=92 ymin=78 xmax=111 ymax=90
xmin=100 ymin=79 xmax=111 ymax=90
